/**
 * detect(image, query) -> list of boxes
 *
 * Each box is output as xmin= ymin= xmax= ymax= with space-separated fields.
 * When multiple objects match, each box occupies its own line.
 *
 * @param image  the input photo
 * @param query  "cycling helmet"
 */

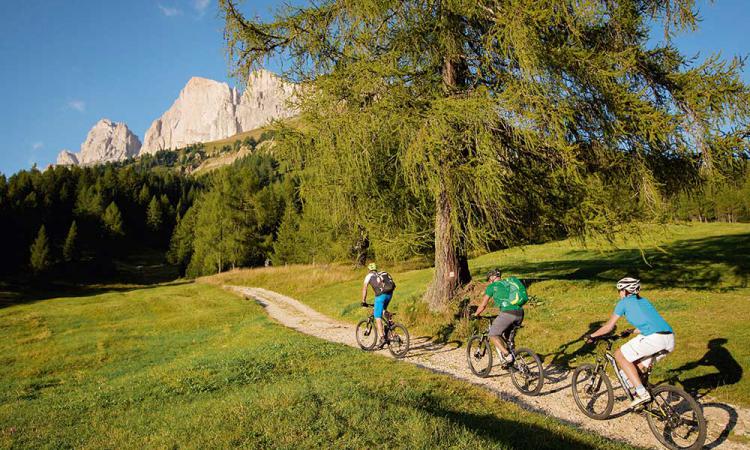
xmin=486 ymin=268 xmax=502 ymax=281
xmin=616 ymin=277 xmax=641 ymax=294
xmin=368 ymin=263 xmax=377 ymax=271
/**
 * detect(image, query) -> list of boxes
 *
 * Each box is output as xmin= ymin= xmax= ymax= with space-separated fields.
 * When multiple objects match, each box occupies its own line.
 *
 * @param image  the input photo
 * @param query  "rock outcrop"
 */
xmin=56 ymin=150 xmax=79 ymax=166
xmin=56 ymin=119 xmax=141 ymax=166
xmin=140 ymin=70 xmax=295 ymax=155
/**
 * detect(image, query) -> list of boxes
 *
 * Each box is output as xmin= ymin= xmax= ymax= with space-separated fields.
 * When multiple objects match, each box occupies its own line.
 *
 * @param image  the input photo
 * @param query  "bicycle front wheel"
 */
xmin=387 ymin=323 xmax=410 ymax=358
xmin=646 ymin=384 xmax=707 ymax=450
xmin=466 ymin=335 xmax=493 ymax=378
xmin=510 ymin=348 xmax=545 ymax=396
xmin=355 ymin=318 xmax=377 ymax=350
xmin=571 ymin=364 xmax=614 ymax=419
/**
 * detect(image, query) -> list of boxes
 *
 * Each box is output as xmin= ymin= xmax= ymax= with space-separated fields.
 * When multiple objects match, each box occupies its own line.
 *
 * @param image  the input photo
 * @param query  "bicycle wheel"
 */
xmin=355 ymin=318 xmax=377 ymax=350
xmin=571 ymin=364 xmax=614 ymax=419
xmin=645 ymin=385 xmax=707 ymax=450
xmin=387 ymin=323 xmax=410 ymax=358
xmin=510 ymin=348 xmax=545 ymax=396
xmin=466 ymin=335 xmax=493 ymax=378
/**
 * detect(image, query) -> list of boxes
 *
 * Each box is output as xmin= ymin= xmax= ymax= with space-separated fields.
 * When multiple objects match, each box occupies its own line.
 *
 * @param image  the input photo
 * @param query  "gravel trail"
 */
xmin=226 ymin=285 xmax=748 ymax=450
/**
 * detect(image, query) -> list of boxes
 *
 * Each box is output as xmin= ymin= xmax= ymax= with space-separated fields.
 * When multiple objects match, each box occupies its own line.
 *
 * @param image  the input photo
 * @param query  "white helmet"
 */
xmin=616 ymin=277 xmax=641 ymax=294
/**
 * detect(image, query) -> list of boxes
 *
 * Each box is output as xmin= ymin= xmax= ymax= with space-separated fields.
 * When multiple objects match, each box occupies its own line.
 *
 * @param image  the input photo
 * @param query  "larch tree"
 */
xmin=29 ymin=225 xmax=51 ymax=273
xmin=221 ymin=0 xmax=750 ymax=311
xmin=63 ymin=221 xmax=78 ymax=263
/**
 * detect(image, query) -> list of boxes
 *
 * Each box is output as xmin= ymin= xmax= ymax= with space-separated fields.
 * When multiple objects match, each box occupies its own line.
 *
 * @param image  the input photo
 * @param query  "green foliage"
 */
xmin=102 ymin=202 xmax=124 ymax=236
xmin=222 ymin=0 xmax=750 ymax=307
xmin=62 ymin=221 xmax=78 ymax=263
xmin=29 ymin=225 xmax=51 ymax=273
xmin=147 ymin=195 xmax=163 ymax=231
xmin=170 ymin=154 xmax=286 ymax=277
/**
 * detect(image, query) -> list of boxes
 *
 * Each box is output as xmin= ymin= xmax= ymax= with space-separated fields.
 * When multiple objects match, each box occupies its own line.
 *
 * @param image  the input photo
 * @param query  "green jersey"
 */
xmin=484 ymin=276 xmax=528 ymax=311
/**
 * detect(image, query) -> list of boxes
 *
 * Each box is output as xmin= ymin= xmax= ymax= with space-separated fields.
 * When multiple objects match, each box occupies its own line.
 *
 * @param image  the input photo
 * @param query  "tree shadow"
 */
xmin=482 ymin=233 xmax=750 ymax=290
xmin=664 ymin=338 xmax=743 ymax=400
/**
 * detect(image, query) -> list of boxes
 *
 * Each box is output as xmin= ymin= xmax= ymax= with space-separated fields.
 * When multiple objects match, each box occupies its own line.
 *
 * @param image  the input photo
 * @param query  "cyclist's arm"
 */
xmin=474 ymin=294 xmax=491 ymax=317
xmin=361 ymin=283 xmax=369 ymax=303
xmin=590 ymin=313 xmax=620 ymax=338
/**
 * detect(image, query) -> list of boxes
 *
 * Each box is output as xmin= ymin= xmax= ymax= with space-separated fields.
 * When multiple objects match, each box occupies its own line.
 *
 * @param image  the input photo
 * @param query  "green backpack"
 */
xmin=506 ymin=276 xmax=529 ymax=307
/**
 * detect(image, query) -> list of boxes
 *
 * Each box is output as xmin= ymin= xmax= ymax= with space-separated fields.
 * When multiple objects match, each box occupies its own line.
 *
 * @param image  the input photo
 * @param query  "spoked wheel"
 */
xmin=355 ymin=318 xmax=377 ymax=350
xmin=571 ymin=364 xmax=614 ymax=419
xmin=510 ymin=348 xmax=545 ymax=396
xmin=387 ymin=323 xmax=410 ymax=358
xmin=645 ymin=385 xmax=707 ymax=450
xmin=466 ymin=335 xmax=493 ymax=378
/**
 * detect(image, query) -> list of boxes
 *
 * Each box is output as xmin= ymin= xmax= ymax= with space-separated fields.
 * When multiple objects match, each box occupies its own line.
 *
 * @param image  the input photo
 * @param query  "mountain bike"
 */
xmin=466 ymin=315 xmax=545 ymax=396
xmin=571 ymin=330 xmax=706 ymax=450
xmin=355 ymin=303 xmax=410 ymax=358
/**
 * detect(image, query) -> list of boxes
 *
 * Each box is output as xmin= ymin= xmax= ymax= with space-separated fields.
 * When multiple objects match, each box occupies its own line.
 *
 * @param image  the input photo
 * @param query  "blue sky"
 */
xmin=0 ymin=0 xmax=748 ymax=176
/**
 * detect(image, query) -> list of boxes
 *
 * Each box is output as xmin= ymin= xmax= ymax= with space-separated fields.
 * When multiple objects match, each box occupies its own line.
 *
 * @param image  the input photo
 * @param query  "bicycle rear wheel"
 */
xmin=510 ymin=348 xmax=545 ymax=396
xmin=355 ymin=318 xmax=377 ymax=350
xmin=466 ymin=335 xmax=493 ymax=378
xmin=571 ymin=364 xmax=614 ymax=419
xmin=387 ymin=323 xmax=410 ymax=358
xmin=645 ymin=385 xmax=707 ymax=450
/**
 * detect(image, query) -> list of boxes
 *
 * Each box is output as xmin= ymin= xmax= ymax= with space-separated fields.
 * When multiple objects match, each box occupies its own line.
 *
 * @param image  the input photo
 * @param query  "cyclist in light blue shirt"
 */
xmin=587 ymin=277 xmax=675 ymax=408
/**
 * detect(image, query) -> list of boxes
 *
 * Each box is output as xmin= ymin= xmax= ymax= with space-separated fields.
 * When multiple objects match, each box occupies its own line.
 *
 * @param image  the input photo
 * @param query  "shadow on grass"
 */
xmin=478 ymin=233 xmax=750 ymax=290
xmin=0 ymin=280 xmax=192 ymax=310
xmin=664 ymin=338 xmax=743 ymax=400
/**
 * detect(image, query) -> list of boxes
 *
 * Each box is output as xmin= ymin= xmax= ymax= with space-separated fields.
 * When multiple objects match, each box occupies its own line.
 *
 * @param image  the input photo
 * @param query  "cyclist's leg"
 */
xmin=373 ymin=293 xmax=389 ymax=345
xmin=618 ymin=333 xmax=674 ymax=405
xmin=488 ymin=312 xmax=517 ymax=359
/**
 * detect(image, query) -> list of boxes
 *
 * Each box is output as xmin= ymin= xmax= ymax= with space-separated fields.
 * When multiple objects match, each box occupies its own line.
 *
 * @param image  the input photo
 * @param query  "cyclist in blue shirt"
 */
xmin=587 ymin=277 xmax=675 ymax=407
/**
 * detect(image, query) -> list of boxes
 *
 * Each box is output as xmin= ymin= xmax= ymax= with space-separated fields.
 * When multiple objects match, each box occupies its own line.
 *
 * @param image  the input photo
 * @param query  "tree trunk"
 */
xmin=424 ymin=191 xmax=471 ymax=311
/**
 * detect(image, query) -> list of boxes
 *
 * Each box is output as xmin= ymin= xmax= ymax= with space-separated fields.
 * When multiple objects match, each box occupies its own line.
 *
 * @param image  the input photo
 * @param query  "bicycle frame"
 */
xmin=594 ymin=337 xmax=658 ymax=407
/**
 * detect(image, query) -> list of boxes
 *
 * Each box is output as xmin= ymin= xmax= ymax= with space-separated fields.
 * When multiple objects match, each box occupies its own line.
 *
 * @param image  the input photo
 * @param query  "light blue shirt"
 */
xmin=614 ymin=294 xmax=673 ymax=336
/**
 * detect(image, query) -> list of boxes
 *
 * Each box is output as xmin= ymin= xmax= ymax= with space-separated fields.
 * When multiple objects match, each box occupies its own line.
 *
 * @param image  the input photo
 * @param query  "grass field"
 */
xmin=0 ymin=282 xmax=632 ymax=449
xmin=207 ymin=222 xmax=750 ymax=407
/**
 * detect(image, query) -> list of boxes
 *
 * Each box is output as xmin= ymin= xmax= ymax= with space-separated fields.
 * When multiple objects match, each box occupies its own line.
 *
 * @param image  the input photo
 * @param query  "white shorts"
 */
xmin=620 ymin=333 xmax=675 ymax=368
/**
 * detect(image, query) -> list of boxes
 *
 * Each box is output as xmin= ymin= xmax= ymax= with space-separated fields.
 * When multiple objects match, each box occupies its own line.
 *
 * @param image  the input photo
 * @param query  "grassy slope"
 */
xmin=0 ymin=283 xmax=629 ymax=449
xmin=207 ymin=222 xmax=750 ymax=407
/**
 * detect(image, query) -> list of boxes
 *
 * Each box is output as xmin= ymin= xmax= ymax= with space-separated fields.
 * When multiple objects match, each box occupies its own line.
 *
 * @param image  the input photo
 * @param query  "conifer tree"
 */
xmin=63 ymin=221 xmax=78 ymax=263
xmin=30 ymin=225 xmax=51 ymax=273
xmin=102 ymin=201 xmax=124 ymax=236
xmin=147 ymin=196 xmax=163 ymax=231
xmin=222 ymin=0 xmax=750 ymax=310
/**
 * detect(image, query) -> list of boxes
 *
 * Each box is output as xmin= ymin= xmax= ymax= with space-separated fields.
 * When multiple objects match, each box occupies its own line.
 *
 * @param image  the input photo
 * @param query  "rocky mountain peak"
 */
xmin=56 ymin=119 xmax=141 ymax=166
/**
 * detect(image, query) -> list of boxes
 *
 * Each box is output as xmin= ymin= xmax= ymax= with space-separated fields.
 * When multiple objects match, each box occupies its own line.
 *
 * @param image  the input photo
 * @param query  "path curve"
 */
xmin=226 ymin=285 xmax=748 ymax=450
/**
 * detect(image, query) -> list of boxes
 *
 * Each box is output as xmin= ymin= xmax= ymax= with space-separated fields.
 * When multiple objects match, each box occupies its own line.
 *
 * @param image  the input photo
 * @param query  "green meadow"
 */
xmin=209 ymin=222 xmax=750 ymax=407
xmin=1 ymin=283 xmax=630 ymax=449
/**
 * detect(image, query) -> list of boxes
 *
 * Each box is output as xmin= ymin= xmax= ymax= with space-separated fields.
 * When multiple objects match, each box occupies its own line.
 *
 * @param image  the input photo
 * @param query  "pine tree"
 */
xmin=102 ymin=201 xmax=124 ymax=236
xmin=63 ymin=221 xmax=78 ymax=262
xmin=29 ymin=225 xmax=51 ymax=273
xmin=222 ymin=0 xmax=750 ymax=311
xmin=147 ymin=196 xmax=163 ymax=231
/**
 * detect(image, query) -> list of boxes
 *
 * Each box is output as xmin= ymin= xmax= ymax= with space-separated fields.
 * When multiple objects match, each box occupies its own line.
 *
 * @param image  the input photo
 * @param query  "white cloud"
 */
xmin=68 ymin=100 xmax=86 ymax=112
xmin=194 ymin=0 xmax=210 ymax=12
xmin=158 ymin=4 xmax=182 ymax=17
xmin=31 ymin=141 xmax=44 ymax=151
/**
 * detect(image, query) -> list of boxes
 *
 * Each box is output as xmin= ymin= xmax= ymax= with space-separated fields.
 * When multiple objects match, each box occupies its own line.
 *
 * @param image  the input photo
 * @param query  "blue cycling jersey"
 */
xmin=614 ymin=294 xmax=673 ymax=336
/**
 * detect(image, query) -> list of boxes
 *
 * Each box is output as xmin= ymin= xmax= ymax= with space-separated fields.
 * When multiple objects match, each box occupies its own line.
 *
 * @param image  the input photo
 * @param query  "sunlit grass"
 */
xmin=0 ymin=283 xmax=628 ymax=449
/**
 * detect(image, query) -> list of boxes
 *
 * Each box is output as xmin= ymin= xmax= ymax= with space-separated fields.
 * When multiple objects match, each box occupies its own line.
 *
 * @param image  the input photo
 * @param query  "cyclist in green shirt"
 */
xmin=473 ymin=268 xmax=529 ymax=365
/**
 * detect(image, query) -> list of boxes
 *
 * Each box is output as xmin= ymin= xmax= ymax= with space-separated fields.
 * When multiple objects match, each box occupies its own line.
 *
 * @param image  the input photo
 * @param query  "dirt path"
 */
xmin=226 ymin=285 xmax=748 ymax=450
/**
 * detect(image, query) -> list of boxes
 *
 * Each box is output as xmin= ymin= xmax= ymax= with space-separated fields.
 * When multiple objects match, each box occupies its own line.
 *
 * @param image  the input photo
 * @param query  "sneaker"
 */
xmin=497 ymin=351 xmax=514 ymax=367
xmin=629 ymin=391 xmax=651 ymax=409
xmin=376 ymin=338 xmax=387 ymax=349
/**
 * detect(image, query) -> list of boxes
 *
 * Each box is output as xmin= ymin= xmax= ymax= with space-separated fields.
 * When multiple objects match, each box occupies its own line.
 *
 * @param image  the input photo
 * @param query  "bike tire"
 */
xmin=355 ymin=318 xmax=378 ymax=350
xmin=510 ymin=347 xmax=545 ymax=396
xmin=466 ymin=335 xmax=493 ymax=378
xmin=387 ymin=323 xmax=410 ymax=358
xmin=571 ymin=364 xmax=614 ymax=420
xmin=645 ymin=384 xmax=707 ymax=450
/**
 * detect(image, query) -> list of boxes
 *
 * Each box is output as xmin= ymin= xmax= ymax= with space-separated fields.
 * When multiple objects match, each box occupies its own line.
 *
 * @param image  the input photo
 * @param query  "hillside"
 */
xmin=207 ymin=222 xmax=750 ymax=411
xmin=0 ymin=283 xmax=627 ymax=449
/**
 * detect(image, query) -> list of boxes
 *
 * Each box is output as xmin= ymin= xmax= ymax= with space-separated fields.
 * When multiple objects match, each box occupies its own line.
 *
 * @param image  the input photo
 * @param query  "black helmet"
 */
xmin=486 ymin=268 xmax=502 ymax=281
